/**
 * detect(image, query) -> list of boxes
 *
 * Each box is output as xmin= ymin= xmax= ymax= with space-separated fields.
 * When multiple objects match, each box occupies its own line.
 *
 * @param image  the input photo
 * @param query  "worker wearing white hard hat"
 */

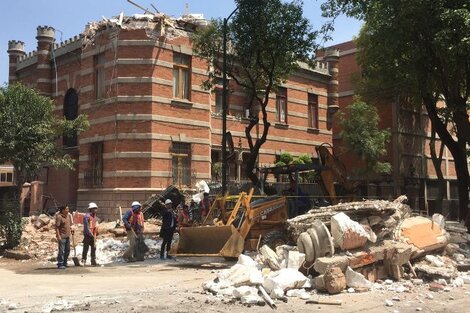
xmin=160 ymin=198 xmax=177 ymax=260
xmin=122 ymin=200 xmax=146 ymax=262
xmin=83 ymin=202 xmax=99 ymax=266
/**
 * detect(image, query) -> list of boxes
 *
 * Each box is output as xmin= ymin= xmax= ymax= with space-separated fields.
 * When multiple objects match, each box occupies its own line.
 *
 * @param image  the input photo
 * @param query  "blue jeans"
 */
xmin=57 ymin=237 xmax=70 ymax=267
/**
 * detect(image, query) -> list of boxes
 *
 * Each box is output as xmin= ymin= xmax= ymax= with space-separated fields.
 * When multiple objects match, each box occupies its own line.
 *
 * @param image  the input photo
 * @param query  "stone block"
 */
xmin=331 ymin=212 xmax=369 ymax=250
xmin=324 ymin=267 xmax=346 ymax=294
xmin=314 ymin=275 xmax=325 ymax=291
xmin=314 ymin=255 xmax=349 ymax=274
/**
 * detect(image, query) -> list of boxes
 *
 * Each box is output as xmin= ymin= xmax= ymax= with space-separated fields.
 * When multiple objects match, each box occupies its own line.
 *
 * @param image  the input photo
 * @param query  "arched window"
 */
xmin=63 ymin=88 xmax=78 ymax=147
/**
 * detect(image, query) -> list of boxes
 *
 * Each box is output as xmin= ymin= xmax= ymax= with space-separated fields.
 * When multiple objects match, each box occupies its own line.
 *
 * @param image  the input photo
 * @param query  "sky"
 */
xmin=0 ymin=0 xmax=362 ymax=84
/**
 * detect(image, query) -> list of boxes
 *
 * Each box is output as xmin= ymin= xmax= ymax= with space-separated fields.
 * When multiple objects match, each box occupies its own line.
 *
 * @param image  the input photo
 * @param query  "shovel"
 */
xmin=71 ymin=232 xmax=81 ymax=266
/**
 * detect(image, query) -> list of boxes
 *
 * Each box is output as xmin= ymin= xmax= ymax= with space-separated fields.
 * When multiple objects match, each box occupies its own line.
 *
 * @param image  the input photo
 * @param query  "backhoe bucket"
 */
xmin=174 ymin=225 xmax=244 ymax=258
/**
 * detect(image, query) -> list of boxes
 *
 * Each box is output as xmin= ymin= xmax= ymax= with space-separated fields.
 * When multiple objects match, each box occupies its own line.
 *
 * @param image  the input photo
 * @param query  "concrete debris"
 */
xmin=432 ymin=214 xmax=446 ymax=229
xmin=331 ymin=212 xmax=375 ymax=250
xmin=425 ymin=255 xmax=445 ymax=267
xmin=287 ymin=196 xmax=411 ymax=242
xmin=260 ymin=245 xmax=281 ymax=271
xmin=314 ymin=255 xmax=349 ymax=274
xmin=11 ymin=214 xmax=162 ymax=264
xmin=263 ymin=268 xmax=310 ymax=293
xmin=204 ymin=253 xmax=311 ymax=305
xmin=414 ymin=255 xmax=458 ymax=279
xmin=233 ymin=286 xmax=258 ymax=298
xmin=396 ymin=216 xmax=449 ymax=257
xmin=82 ymin=13 xmax=198 ymax=48
xmin=345 ymin=266 xmax=373 ymax=290
xmin=42 ymin=299 xmax=78 ymax=313
xmin=429 ymin=282 xmax=445 ymax=292
xmin=323 ymin=267 xmax=346 ymax=294
xmin=385 ymin=299 xmax=394 ymax=307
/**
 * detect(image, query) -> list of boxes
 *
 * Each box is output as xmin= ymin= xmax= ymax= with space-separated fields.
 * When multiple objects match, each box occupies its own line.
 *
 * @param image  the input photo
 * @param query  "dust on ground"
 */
xmin=0 ymin=257 xmax=468 ymax=313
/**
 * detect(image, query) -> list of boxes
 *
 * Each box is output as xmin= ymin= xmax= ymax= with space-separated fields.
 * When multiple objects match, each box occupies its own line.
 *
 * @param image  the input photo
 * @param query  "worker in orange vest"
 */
xmin=82 ymin=202 xmax=99 ymax=266
xmin=123 ymin=201 xmax=146 ymax=262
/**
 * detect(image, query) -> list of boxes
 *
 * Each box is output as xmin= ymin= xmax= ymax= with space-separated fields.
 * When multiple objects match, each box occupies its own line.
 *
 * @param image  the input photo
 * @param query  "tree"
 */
xmin=0 ymin=83 xmax=89 ymax=213
xmin=338 ymin=98 xmax=391 ymax=177
xmin=321 ymin=0 xmax=470 ymax=227
xmin=192 ymin=0 xmax=318 ymax=187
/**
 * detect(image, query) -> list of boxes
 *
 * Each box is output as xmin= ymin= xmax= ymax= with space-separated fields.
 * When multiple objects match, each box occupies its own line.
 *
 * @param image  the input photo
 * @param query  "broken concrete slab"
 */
xmin=287 ymin=196 xmax=411 ymax=242
xmin=345 ymin=266 xmax=373 ymax=289
xmin=260 ymin=245 xmax=281 ymax=271
xmin=331 ymin=212 xmax=372 ymax=250
xmin=397 ymin=216 xmax=449 ymax=257
xmin=263 ymin=268 xmax=309 ymax=293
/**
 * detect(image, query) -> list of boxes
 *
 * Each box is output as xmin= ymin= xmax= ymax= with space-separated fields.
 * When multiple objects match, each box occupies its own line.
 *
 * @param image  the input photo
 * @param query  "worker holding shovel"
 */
xmin=82 ymin=202 xmax=99 ymax=266
xmin=123 ymin=201 xmax=147 ymax=262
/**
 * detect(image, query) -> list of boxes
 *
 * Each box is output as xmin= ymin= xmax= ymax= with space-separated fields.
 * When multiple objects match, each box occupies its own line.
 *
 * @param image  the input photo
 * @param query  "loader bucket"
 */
xmin=174 ymin=225 xmax=244 ymax=258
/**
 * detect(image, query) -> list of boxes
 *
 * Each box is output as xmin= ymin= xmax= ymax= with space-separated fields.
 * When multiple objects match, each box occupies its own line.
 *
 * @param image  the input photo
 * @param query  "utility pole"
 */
xmin=222 ymin=6 xmax=239 ymax=195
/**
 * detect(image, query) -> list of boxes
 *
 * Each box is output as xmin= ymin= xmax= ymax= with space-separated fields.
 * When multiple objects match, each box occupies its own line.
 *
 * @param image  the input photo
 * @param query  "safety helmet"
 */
xmin=131 ymin=201 xmax=142 ymax=207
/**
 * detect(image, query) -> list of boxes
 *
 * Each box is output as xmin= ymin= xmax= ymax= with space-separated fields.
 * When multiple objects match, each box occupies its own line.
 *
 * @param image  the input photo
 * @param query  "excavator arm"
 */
xmin=316 ymin=144 xmax=358 ymax=204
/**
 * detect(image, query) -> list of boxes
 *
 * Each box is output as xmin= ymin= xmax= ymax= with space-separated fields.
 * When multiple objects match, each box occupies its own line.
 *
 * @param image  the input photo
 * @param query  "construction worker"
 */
xmin=160 ymin=199 xmax=177 ymax=260
xmin=82 ymin=202 xmax=99 ymax=266
xmin=200 ymin=192 xmax=211 ymax=222
xmin=55 ymin=205 xmax=72 ymax=269
xmin=177 ymin=202 xmax=191 ymax=230
xmin=122 ymin=201 xmax=145 ymax=262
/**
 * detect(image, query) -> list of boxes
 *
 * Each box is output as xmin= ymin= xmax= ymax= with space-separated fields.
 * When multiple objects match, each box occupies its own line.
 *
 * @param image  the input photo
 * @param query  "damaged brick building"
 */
xmin=6 ymin=14 xmax=339 ymax=219
xmin=329 ymin=40 xmax=468 ymax=216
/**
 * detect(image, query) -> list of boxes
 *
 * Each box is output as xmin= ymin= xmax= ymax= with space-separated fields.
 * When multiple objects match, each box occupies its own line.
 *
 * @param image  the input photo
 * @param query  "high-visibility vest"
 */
xmin=129 ymin=210 xmax=144 ymax=229
xmin=84 ymin=213 xmax=97 ymax=236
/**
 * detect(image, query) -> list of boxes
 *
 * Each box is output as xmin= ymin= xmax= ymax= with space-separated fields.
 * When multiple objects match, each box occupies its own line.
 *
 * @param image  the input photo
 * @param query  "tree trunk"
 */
xmin=244 ymin=96 xmax=271 ymax=189
xmin=14 ymin=167 xmax=26 ymax=217
xmin=423 ymin=95 xmax=469 ymax=226
xmin=429 ymin=128 xmax=446 ymax=212
xmin=453 ymin=143 xmax=470 ymax=226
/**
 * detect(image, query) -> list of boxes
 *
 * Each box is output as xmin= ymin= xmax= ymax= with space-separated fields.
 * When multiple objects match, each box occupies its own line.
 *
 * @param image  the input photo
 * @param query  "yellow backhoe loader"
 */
xmin=174 ymin=188 xmax=289 ymax=258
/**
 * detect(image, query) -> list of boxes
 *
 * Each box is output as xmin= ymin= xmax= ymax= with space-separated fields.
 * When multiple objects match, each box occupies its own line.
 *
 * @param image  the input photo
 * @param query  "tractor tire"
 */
xmin=260 ymin=231 xmax=288 ymax=250
xmin=297 ymin=232 xmax=315 ymax=262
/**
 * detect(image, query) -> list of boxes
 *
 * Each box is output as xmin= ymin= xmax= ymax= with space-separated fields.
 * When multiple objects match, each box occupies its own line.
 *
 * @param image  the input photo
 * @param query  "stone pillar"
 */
xmin=29 ymin=181 xmax=44 ymax=215
xmin=325 ymin=49 xmax=340 ymax=130
xmin=7 ymin=40 xmax=26 ymax=84
xmin=36 ymin=26 xmax=55 ymax=96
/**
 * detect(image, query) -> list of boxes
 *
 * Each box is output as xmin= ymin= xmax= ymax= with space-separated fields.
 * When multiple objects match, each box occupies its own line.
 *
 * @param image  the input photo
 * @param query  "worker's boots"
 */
xmin=91 ymin=259 xmax=99 ymax=266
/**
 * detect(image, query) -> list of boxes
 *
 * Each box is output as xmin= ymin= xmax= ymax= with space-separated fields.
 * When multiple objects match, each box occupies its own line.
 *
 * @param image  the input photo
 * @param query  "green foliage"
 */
xmin=0 ymin=201 xmax=24 ymax=248
xmin=193 ymin=0 xmax=318 ymax=97
xmin=0 ymin=83 xmax=89 ymax=191
xmin=279 ymin=152 xmax=294 ymax=165
xmin=339 ymin=99 xmax=391 ymax=175
xmin=320 ymin=0 xmax=470 ymax=144
xmin=298 ymin=154 xmax=312 ymax=164
xmin=192 ymin=0 xmax=318 ymax=184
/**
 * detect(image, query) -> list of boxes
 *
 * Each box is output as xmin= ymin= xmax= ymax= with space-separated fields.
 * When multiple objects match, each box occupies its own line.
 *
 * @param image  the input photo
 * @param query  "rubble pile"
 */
xmin=203 ymin=196 xmax=470 ymax=307
xmin=287 ymin=196 xmax=411 ymax=242
xmin=82 ymin=12 xmax=208 ymax=49
xmin=202 ymin=245 xmax=311 ymax=306
xmin=4 ymin=214 xmax=162 ymax=264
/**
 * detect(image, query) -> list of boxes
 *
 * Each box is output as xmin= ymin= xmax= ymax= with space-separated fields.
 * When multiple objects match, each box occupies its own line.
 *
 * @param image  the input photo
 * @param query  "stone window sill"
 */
xmin=274 ymin=122 xmax=289 ymax=129
xmin=171 ymin=98 xmax=193 ymax=109
xmin=93 ymin=99 xmax=105 ymax=105
xmin=307 ymin=127 xmax=320 ymax=134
